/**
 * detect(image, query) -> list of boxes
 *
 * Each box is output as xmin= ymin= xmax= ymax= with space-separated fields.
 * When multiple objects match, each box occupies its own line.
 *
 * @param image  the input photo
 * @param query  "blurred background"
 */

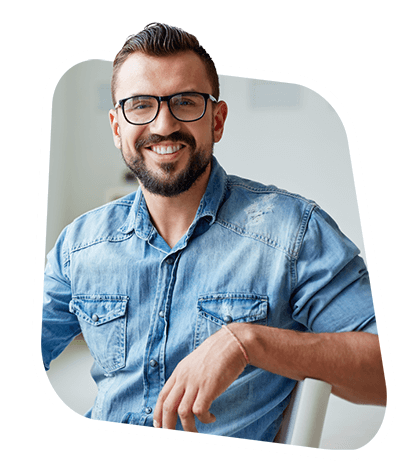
xmin=45 ymin=59 xmax=385 ymax=449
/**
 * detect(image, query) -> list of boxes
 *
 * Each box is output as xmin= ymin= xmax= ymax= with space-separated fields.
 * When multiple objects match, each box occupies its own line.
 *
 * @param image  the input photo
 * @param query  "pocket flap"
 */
xmin=69 ymin=295 xmax=129 ymax=326
xmin=198 ymin=293 xmax=268 ymax=325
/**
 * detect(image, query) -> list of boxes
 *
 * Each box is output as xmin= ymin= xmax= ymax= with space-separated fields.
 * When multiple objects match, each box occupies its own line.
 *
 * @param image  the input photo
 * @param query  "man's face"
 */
xmin=109 ymin=51 xmax=227 ymax=197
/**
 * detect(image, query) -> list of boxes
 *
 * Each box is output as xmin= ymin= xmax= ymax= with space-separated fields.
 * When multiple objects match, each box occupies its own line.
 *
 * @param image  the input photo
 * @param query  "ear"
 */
xmin=109 ymin=109 xmax=121 ymax=149
xmin=213 ymin=101 xmax=228 ymax=143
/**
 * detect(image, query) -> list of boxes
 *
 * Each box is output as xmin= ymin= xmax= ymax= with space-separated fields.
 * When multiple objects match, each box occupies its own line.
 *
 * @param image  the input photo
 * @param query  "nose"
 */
xmin=149 ymin=101 xmax=182 ymax=136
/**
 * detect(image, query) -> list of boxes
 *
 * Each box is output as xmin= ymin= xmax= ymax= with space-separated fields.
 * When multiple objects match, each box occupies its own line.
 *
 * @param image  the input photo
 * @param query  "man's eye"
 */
xmin=125 ymin=99 xmax=155 ymax=111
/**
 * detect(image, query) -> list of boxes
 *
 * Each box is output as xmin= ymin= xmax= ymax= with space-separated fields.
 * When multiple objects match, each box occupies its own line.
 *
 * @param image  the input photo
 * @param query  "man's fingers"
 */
xmin=160 ymin=391 xmax=182 ymax=430
xmin=153 ymin=376 xmax=176 ymax=428
xmin=177 ymin=390 xmax=198 ymax=432
xmin=153 ymin=326 xmax=248 ymax=432
xmin=162 ymin=387 xmax=199 ymax=431
xmin=154 ymin=383 xmax=212 ymax=432
xmin=192 ymin=394 xmax=216 ymax=425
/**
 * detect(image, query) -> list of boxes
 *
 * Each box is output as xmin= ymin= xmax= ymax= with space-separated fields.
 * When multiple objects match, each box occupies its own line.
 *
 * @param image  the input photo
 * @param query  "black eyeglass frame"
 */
xmin=115 ymin=92 xmax=218 ymax=126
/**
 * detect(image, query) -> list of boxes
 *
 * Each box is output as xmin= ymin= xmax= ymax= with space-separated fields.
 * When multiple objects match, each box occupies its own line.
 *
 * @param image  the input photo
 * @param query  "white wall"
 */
xmin=46 ymin=60 xmax=134 ymax=256
xmin=45 ymin=60 xmax=385 ymax=449
xmin=218 ymin=75 xmax=365 ymax=257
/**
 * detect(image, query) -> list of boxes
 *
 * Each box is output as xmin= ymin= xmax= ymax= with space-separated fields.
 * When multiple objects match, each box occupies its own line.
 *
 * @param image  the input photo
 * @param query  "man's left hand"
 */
xmin=153 ymin=326 xmax=247 ymax=432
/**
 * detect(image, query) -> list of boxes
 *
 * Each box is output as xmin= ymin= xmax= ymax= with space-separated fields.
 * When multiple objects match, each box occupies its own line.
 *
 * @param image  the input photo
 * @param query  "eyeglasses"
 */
xmin=115 ymin=92 xmax=218 ymax=125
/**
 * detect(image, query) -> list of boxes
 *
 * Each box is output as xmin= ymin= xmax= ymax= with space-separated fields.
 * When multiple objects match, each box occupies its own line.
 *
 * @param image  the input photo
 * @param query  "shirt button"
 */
xmin=92 ymin=314 xmax=99 ymax=322
xmin=223 ymin=315 xmax=233 ymax=323
xmin=145 ymin=407 xmax=152 ymax=414
xmin=165 ymin=257 xmax=174 ymax=265
xmin=159 ymin=311 xmax=165 ymax=318
xmin=150 ymin=359 xmax=158 ymax=367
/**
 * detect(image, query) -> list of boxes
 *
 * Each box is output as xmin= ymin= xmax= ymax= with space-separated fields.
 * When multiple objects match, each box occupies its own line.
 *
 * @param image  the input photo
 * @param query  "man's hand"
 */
xmin=153 ymin=323 xmax=386 ymax=433
xmin=153 ymin=326 xmax=247 ymax=432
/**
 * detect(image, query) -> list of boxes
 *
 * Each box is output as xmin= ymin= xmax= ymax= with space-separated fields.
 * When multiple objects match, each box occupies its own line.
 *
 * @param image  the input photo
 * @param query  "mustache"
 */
xmin=135 ymin=131 xmax=196 ymax=151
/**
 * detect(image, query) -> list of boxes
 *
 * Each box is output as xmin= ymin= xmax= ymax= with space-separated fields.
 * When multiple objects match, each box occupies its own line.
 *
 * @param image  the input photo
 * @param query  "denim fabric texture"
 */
xmin=42 ymin=157 xmax=376 ymax=441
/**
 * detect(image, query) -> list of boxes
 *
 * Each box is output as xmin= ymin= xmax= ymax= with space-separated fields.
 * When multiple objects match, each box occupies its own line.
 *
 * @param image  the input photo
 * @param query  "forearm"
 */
xmin=229 ymin=323 xmax=386 ymax=406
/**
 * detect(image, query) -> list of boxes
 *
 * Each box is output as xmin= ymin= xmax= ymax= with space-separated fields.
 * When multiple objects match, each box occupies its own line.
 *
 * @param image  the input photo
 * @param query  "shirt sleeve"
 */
xmin=42 ymin=226 xmax=81 ymax=370
xmin=290 ymin=206 xmax=377 ymax=335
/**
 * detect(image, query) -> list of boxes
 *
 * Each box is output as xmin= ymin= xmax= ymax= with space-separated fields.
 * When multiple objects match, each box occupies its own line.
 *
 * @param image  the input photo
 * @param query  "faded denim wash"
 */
xmin=42 ymin=157 xmax=376 ymax=441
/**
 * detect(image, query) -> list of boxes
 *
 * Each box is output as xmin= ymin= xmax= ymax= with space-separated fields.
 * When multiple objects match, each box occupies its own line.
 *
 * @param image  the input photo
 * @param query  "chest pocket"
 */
xmin=194 ymin=293 xmax=268 ymax=349
xmin=69 ymin=295 xmax=129 ymax=375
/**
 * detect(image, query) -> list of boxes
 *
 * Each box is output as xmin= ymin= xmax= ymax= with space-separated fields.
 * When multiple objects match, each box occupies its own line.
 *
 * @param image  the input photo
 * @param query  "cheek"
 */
xmin=120 ymin=126 xmax=146 ymax=151
xmin=191 ymin=119 xmax=214 ymax=146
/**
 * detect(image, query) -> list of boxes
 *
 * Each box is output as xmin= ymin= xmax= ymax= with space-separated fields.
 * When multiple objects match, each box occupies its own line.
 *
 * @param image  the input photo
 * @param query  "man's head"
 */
xmin=111 ymin=23 xmax=220 ymax=107
xmin=109 ymin=24 xmax=228 ymax=198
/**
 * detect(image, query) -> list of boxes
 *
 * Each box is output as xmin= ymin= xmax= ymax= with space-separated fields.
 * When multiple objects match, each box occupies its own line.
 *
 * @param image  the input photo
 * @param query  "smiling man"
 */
xmin=42 ymin=23 xmax=385 ymax=441
xmin=108 ymin=48 xmax=227 ymax=247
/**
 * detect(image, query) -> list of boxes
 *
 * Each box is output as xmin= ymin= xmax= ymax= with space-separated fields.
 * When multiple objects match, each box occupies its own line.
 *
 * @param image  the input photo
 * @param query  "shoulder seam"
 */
xmin=71 ymin=199 xmax=134 ymax=225
xmin=226 ymin=179 xmax=316 ymax=206
xmin=290 ymin=203 xmax=318 ymax=294
xmin=62 ymin=199 xmax=135 ymax=256
xmin=214 ymin=219 xmax=294 ymax=258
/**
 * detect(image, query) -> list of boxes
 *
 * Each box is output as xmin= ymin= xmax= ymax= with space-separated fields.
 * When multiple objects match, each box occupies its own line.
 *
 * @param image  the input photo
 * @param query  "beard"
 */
xmin=120 ymin=130 xmax=214 ymax=197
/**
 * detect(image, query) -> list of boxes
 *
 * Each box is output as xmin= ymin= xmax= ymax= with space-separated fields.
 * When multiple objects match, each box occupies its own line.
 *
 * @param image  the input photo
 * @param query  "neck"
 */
xmin=140 ymin=163 xmax=211 ymax=249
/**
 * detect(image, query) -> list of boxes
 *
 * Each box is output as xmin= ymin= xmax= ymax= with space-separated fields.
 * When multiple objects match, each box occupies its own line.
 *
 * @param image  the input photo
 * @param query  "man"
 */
xmin=42 ymin=23 xmax=385 ymax=441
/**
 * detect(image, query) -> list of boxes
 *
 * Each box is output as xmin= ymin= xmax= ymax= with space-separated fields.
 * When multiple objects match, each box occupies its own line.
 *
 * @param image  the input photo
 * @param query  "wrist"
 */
xmin=222 ymin=324 xmax=249 ymax=366
xmin=227 ymin=322 xmax=259 ymax=366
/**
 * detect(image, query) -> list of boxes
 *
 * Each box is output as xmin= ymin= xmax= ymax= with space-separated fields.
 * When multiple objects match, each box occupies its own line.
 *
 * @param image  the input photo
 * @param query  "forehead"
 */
xmin=115 ymin=51 xmax=212 ymax=99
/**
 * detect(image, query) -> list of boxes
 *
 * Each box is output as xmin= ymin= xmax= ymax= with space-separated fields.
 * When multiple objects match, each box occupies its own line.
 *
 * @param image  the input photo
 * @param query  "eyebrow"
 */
xmin=126 ymin=89 xmax=202 ymax=99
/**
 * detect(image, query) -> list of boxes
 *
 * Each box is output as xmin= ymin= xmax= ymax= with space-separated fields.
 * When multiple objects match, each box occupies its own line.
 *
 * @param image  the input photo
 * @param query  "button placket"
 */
xmin=142 ymin=252 xmax=179 ymax=417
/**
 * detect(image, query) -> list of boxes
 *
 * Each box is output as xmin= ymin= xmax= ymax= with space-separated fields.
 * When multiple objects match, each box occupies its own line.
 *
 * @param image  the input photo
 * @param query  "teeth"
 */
xmin=151 ymin=144 xmax=182 ymax=155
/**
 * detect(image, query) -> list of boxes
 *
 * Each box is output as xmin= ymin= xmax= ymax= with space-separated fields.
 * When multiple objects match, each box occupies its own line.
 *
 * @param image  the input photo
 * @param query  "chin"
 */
xmin=122 ymin=146 xmax=213 ymax=197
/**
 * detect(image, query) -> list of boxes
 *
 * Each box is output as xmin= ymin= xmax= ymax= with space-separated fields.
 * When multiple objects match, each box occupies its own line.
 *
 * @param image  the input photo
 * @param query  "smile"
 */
xmin=149 ymin=144 xmax=184 ymax=155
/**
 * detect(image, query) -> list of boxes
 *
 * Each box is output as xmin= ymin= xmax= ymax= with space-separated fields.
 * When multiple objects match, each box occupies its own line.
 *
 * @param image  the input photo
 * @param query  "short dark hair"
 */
xmin=111 ymin=23 xmax=220 ymax=106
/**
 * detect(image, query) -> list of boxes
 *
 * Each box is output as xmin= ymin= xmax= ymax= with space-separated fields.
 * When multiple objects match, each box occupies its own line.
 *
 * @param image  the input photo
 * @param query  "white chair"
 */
xmin=274 ymin=378 xmax=332 ymax=448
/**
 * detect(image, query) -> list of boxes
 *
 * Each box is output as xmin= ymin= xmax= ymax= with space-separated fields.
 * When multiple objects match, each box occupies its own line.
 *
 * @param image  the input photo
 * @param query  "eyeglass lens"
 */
xmin=123 ymin=93 xmax=207 ymax=124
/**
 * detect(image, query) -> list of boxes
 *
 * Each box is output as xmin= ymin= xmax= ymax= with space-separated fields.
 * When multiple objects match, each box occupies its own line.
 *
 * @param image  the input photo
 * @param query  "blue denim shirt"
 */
xmin=42 ymin=157 xmax=376 ymax=441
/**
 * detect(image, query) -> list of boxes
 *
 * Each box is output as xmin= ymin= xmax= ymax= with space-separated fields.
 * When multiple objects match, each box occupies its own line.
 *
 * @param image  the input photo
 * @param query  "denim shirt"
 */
xmin=42 ymin=157 xmax=376 ymax=441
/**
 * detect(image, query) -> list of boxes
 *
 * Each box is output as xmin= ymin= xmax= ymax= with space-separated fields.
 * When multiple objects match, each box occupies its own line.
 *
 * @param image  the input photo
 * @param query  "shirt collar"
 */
xmin=118 ymin=156 xmax=228 ymax=238
xmin=195 ymin=156 xmax=227 ymax=225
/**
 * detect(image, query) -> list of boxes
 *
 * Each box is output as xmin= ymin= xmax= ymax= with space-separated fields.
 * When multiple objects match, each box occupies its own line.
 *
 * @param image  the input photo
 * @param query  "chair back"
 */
xmin=274 ymin=378 xmax=332 ymax=447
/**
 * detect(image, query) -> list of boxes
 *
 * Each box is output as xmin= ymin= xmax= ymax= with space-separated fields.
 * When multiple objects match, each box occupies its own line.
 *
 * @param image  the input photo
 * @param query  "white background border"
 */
xmin=32 ymin=50 xmax=396 ymax=461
